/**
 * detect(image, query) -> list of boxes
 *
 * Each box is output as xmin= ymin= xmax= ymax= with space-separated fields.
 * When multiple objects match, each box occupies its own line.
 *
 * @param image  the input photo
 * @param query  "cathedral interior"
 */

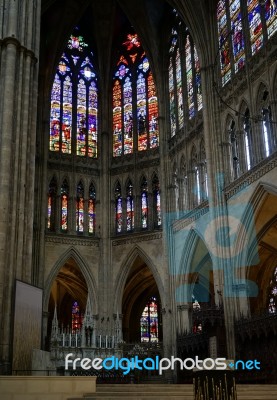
xmin=0 ymin=0 xmax=277 ymax=385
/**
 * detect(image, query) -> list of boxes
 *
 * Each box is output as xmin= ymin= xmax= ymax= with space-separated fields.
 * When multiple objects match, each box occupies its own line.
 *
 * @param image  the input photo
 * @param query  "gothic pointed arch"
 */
xmin=43 ymin=247 xmax=97 ymax=313
xmin=113 ymin=245 xmax=165 ymax=316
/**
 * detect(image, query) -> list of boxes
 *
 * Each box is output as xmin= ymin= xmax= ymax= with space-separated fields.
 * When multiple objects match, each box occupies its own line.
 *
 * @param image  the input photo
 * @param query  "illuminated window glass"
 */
xmin=88 ymin=183 xmax=96 ymax=235
xmin=168 ymin=15 xmax=203 ymax=136
xmin=229 ymin=0 xmax=245 ymax=72
xmin=115 ymin=182 xmax=123 ymax=233
xmin=126 ymin=180 xmax=134 ymax=231
xmin=152 ymin=175 xmax=162 ymax=227
xmin=141 ymin=177 xmax=148 ymax=229
xmin=112 ymin=33 xmax=159 ymax=156
xmin=72 ymin=301 xmax=82 ymax=332
xmin=49 ymin=34 xmax=98 ymax=157
xmin=268 ymin=266 xmax=277 ymax=314
xmin=47 ymin=177 xmax=57 ymax=231
xmin=61 ymin=180 xmax=69 ymax=232
xmin=248 ymin=0 xmax=263 ymax=55
xmin=113 ymin=79 xmax=123 ymax=156
xmin=76 ymin=182 xmax=84 ymax=233
xmin=265 ymin=0 xmax=277 ymax=38
xmin=217 ymin=0 xmax=231 ymax=85
xmin=140 ymin=297 xmax=159 ymax=342
xmin=185 ymin=35 xmax=194 ymax=119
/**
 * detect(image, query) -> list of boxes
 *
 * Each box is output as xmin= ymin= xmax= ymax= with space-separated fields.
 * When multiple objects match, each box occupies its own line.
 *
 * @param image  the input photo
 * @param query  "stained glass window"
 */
xmin=141 ymin=177 xmax=148 ymax=229
xmin=113 ymin=80 xmax=123 ymax=156
xmin=88 ymin=183 xmax=96 ymax=235
xmin=248 ymin=0 xmax=263 ymax=55
xmin=229 ymin=0 xmax=245 ymax=72
xmin=72 ymin=301 xmax=82 ymax=332
xmin=168 ymin=18 xmax=203 ymax=136
xmin=243 ymin=109 xmax=252 ymax=170
xmin=61 ymin=180 xmax=69 ymax=232
xmin=140 ymin=297 xmax=159 ymax=342
xmin=113 ymin=33 xmax=159 ymax=156
xmin=152 ymin=175 xmax=162 ymax=227
xmin=185 ymin=35 xmax=194 ymax=119
xmin=265 ymin=0 xmax=277 ymax=38
xmin=76 ymin=182 xmax=84 ymax=233
xmin=217 ymin=0 xmax=231 ymax=85
xmin=268 ymin=266 xmax=277 ymax=314
xmin=47 ymin=177 xmax=57 ymax=231
xmin=50 ymin=34 xmax=98 ymax=157
xmin=115 ymin=182 xmax=123 ymax=233
xmin=126 ymin=180 xmax=134 ymax=231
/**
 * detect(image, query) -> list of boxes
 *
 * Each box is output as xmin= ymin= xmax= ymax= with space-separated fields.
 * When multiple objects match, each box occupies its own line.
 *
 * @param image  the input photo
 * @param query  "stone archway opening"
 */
xmin=46 ymin=257 xmax=88 ymax=349
xmin=122 ymin=255 xmax=162 ymax=344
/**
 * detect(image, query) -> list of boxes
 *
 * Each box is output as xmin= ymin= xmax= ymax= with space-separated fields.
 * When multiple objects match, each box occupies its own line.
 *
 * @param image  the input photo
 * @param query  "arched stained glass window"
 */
xmin=152 ymin=175 xmax=162 ymax=228
xmin=140 ymin=297 xmax=159 ymax=342
xmin=47 ymin=177 xmax=57 ymax=231
xmin=268 ymin=266 xmax=277 ymax=314
xmin=168 ymin=13 xmax=203 ymax=137
xmin=76 ymin=182 xmax=84 ymax=233
xmin=50 ymin=34 xmax=98 ymax=157
xmin=126 ymin=180 xmax=134 ymax=232
xmin=61 ymin=180 xmax=69 ymax=232
xmin=141 ymin=177 xmax=148 ymax=229
xmin=115 ymin=182 xmax=123 ymax=233
xmin=113 ymin=33 xmax=159 ymax=156
xmin=88 ymin=183 xmax=96 ymax=235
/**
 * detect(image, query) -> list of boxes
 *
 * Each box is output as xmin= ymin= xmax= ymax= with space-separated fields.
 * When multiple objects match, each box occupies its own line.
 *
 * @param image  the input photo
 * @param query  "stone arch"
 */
xmin=43 ymin=247 xmax=97 ymax=313
xmin=176 ymin=228 xmax=213 ymax=305
xmin=113 ymin=245 xmax=165 ymax=314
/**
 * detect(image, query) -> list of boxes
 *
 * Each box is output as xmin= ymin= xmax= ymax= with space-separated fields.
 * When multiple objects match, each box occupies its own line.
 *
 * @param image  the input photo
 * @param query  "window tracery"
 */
xmin=112 ymin=33 xmax=159 ymax=156
xmin=168 ymin=13 xmax=203 ymax=137
xmin=50 ymin=34 xmax=98 ymax=157
xmin=217 ymin=0 xmax=277 ymax=85
xmin=268 ymin=266 xmax=277 ymax=313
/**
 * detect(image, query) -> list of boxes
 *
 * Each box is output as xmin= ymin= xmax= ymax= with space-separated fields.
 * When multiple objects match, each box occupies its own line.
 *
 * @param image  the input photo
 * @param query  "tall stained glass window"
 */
xmin=76 ymin=182 xmax=84 ymax=233
xmin=72 ymin=301 xmax=82 ymax=332
xmin=152 ymin=175 xmax=162 ymax=227
xmin=168 ymin=13 xmax=203 ymax=137
xmin=115 ymin=182 xmax=123 ymax=233
xmin=50 ymin=34 xmax=98 ymax=157
xmin=88 ymin=183 xmax=96 ymax=235
xmin=47 ymin=177 xmax=57 ymax=231
xmin=217 ymin=0 xmax=232 ymax=85
xmin=265 ymin=0 xmax=277 ymax=38
xmin=113 ymin=33 xmax=159 ymax=156
xmin=230 ymin=0 xmax=245 ymax=72
xmin=126 ymin=180 xmax=134 ymax=231
xmin=61 ymin=180 xmax=69 ymax=232
xmin=268 ymin=266 xmax=277 ymax=314
xmin=248 ymin=0 xmax=263 ymax=55
xmin=141 ymin=177 xmax=148 ymax=229
xmin=140 ymin=297 xmax=159 ymax=342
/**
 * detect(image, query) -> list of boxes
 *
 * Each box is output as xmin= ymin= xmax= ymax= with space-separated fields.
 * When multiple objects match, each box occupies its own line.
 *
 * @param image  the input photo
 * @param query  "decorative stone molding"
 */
xmin=45 ymin=234 xmax=99 ymax=247
xmin=172 ymin=201 xmax=209 ymax=232
xmin=112 ymin=232 xmax=162 ymax=246
xmin=225 ymin=151 xmax=277 ymax=199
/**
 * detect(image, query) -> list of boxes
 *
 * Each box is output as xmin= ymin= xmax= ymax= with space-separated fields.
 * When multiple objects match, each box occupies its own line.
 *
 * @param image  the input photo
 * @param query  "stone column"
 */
xmin=0 ymin=0 xmax=42 ymax=365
